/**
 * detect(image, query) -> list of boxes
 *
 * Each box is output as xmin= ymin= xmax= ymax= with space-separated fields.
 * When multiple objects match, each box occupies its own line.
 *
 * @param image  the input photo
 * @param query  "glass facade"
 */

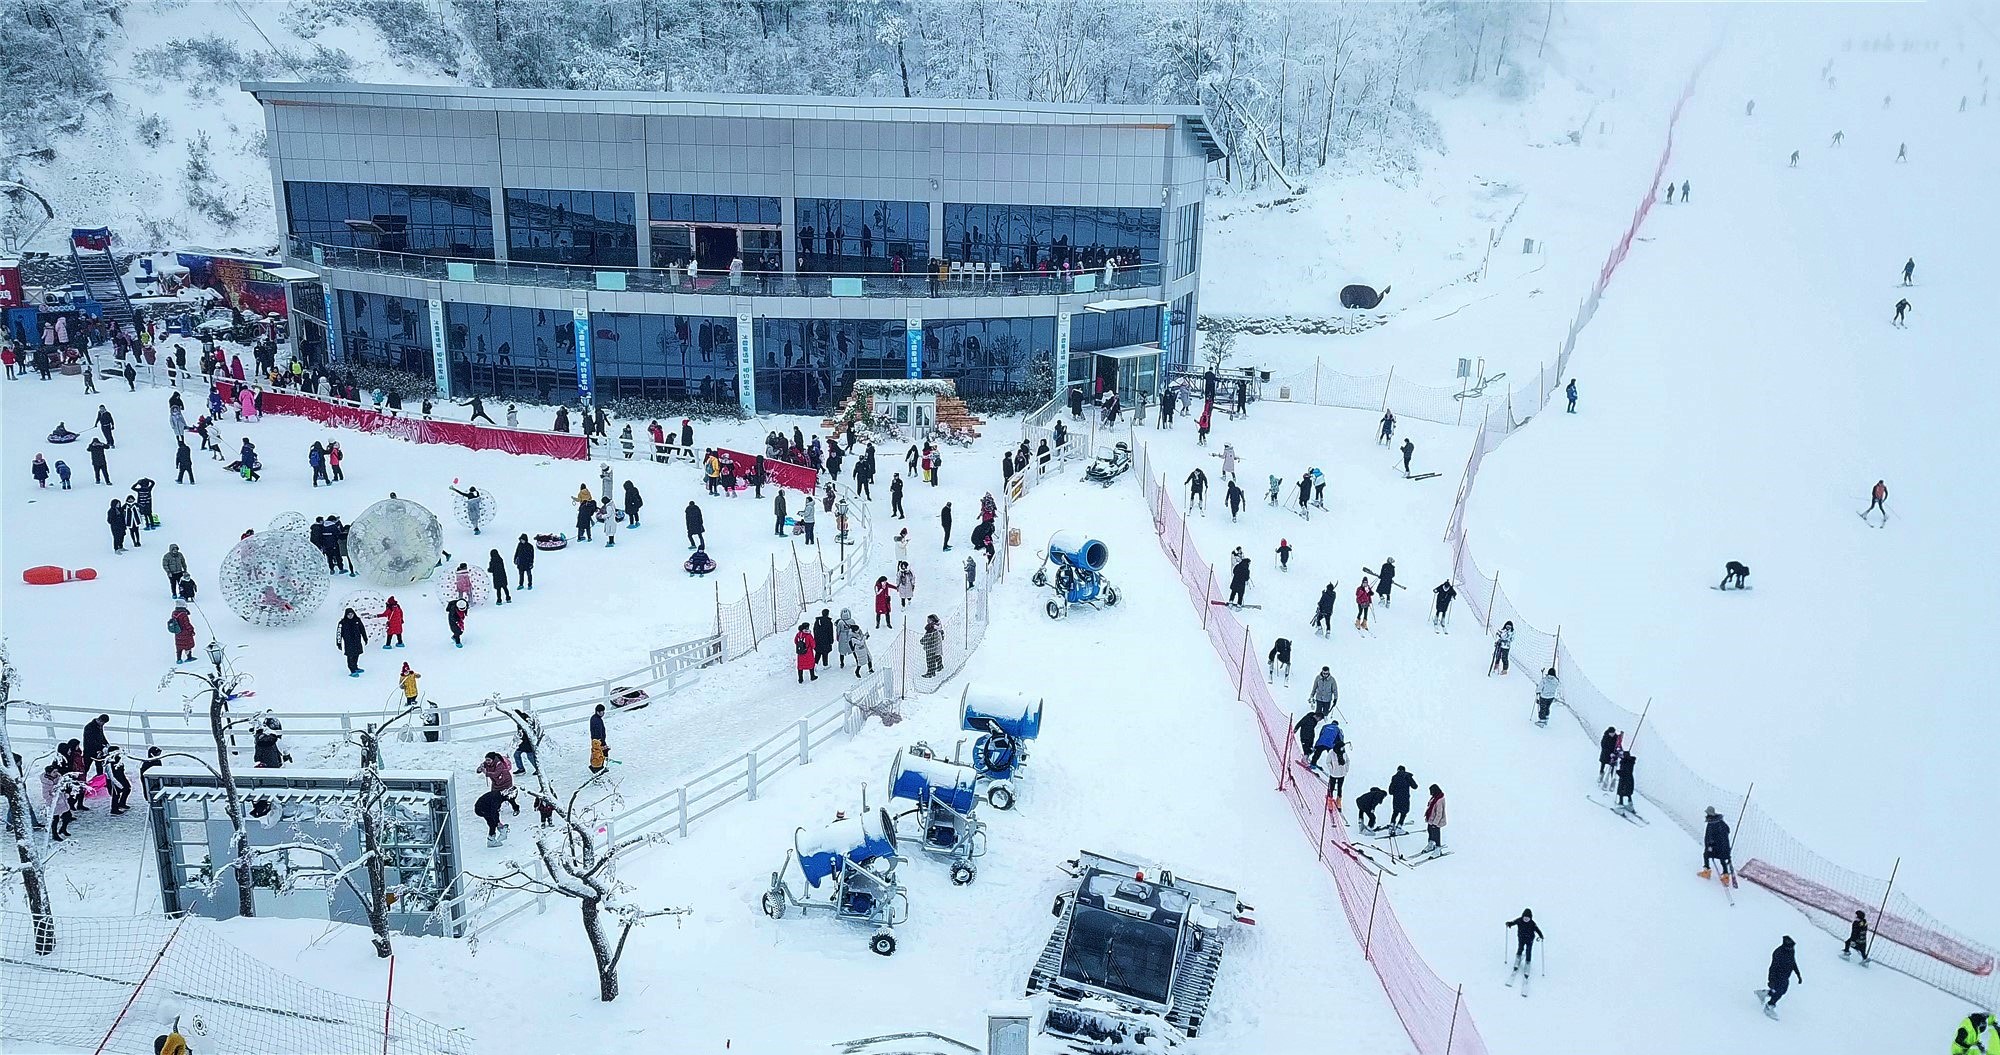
xmin=337 ymin=290 xmax=433 ymax=377
xmin=647 ymin=194 xmax=782 ymax=272
xmin=285 ymin=182 xmax=493 ymax=257
xmin=1071 ymin=306 xmax=1160 ymax=354
xmin=1172 ymin=202 xmax=1201 ymax=280
xmin=444 ymin=302 xmax=578 ymax=402
xmin=754 ymin=318 xmax=907 ymax=414
xmin=650 ymin=194 xmax=781 ymax=226
xmin=943 ymin=204 xmax=1160 ymax=272
xmin=1167 ymin=293 xmax=1195 ymax=373
xmin=589 ymin=312 xmax=739 ymax=404
xmin=794 ymin=199 xmax=928 ymax=273
xmin=921 ymin=317 xmax=1056 ymax=397
xmin=504 ymin=189 xmax=637 ymax=267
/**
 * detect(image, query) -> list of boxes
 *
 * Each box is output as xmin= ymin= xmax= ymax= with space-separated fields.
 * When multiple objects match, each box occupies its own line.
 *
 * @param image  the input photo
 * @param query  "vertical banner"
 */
xmin=427 ymin=297 xmax=451 ymax=398
xmin=323 ymin=285 xmax=342 ymax=364
xmin=1055 ymin=310 xmax=1072 ymax=397
xmin=905 ymin=317 xmax=922 ymax=379
xmin=572 ymin=307 xmax=593 ymax=404
xmin=1158 ymin=304 xmax=1172 ymax=396
xmin=736 ymin=312 xmax=756 ymax=416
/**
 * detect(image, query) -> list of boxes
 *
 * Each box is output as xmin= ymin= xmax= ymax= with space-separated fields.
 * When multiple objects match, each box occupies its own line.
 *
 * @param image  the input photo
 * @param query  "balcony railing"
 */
xmin=291 ymin=238 xmax=1164 ymax=299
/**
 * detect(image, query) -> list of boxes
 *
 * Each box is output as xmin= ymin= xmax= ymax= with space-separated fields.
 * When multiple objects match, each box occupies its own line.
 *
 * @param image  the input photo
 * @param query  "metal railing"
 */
xmin=293 ymin=239 xmax=1163 ymax=300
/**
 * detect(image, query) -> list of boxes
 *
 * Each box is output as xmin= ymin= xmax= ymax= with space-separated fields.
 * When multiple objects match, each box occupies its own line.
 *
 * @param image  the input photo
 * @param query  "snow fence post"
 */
xmin=745 ymin=752 xmax=760 ymax=801
xmin=1380 ymin=366 xmax=1394 ymax=412
xmin=797 ymin=719 xmax=811 ymax=766
xmin=1445 ymin=984 xmax=1464 ymax=1053
xmin=1868 ymin=858 xmax=1900 ymax=960
xmin=1235 ymin=626 xmax=1251 ymax=702
xmin=1176 ymin=509 xmax=1188 ymax=571
xmin=713 ymin=581 xmax=722 ymax=640
xmin=138 ymin=712 xmax=155 ymax=748
xmin=1485 ymin=570 xmax=1499 ymax=630
xmin=769 ymin=554 xmax=779 ymax=630
xmin=790 ymin=540 xmax=805 ymax=603
xmin=741 ymin=573 xmax=757 ymax=651
xmin=1731 ymin=782 xmax=1755 ymax=861
xmin=1201 ymin=570 xmax=1216 ymax=629
xmin=1363 ymin=871 xmax=1382 ymax=958
xmin=1312 ymin=358 xmax=1321 ymax=405
xmin=675 ymin=786 xmax=688 ymax=838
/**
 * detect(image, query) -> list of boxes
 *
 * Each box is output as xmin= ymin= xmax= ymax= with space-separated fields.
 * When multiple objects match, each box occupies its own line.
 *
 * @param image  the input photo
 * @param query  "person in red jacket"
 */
xmin=794 ymin=622 xmax=818 ymax=683
xmin=1423 ymin=784 xmax=1447 ymax=853
xmin=168 ymin=605 xmax=197 ymax=663
xmin=377 ymin=596 xmax=406 ymax=648
xmin=873 ymin=576 xmax=894 ymax=629
xmin=1354 ymin=578 xmax=1375 ymax=630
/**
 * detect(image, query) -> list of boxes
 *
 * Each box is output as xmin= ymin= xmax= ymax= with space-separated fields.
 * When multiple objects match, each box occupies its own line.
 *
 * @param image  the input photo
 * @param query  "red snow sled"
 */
xmin=533 ymin=533 xmax=569 ymax=551
xmin=609 ymin=686 xmax=651 ymax=710
xmin=22 ymin=565 xmax=98 ymax=585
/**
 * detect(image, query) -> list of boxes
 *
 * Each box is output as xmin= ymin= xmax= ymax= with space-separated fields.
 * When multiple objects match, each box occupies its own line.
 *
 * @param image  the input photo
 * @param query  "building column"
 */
xmin=427 ymin=293 xmax=451 ymax=398
xmin=489 ymin=186 xmax=509 ymax=263
xmin=735 ymin=312 xmax=757 ymax=416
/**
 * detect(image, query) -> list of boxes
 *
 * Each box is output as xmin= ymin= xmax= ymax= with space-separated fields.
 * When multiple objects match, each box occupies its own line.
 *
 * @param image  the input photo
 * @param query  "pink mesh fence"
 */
xmin=1439 ymin=59 xmax=2000 ymax=1008
xmin=1142 ymin=448 xmax=1490 ymax=1055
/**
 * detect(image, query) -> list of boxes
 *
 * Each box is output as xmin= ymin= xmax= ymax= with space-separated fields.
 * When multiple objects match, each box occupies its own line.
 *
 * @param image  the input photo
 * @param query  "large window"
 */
xmin=922 ymin=317 xmax=1056 ymax=397
xmin=648 ymin=194 xmax=782 ymax=272
xmin=1071 ymin=306 xmax=1159 ymax=354
xmin=504 ymin=189 xmax=637 ymax=268
xmin=284 ymin=182 xmax=493 ymax=258
xmin=1166 ymin=293 xmax=1195 ymax=373
xmin=338 ymin=291 xmax=432 ymax=377
xmin=944 ymin=204 xmax=1160 ymax=273
xmin=794 ymin=199 xmax=928 ymax=273
xmin=589 ymin=312 xmax=739 ymax=405
xmin=1172 ymin=202 xmax=1202 ymax=279
xmin=444 ymin=302 xmax=578 ymax=402
xmin=754 ymin=318 xmax=906 ymax=414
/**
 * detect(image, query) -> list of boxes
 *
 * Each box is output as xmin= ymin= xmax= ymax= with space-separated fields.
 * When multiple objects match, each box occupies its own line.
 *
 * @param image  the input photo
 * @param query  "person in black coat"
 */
xmin=685 ymin=500 xmax=705 ymax=549
xmin=106 ymin=500 xmax=128 ymax=552
xmin=773 ymin=489 xmax=788 ymax=537
xmin=1354 ymin=786 xmax=1388 ymax=829
xmin=1228 ymin=556 xmax=1252 ymax=606
xmin=623 ymin=480 xmax=644 ymax=528
xmin=253 ymin=718 xmax=285 ymax=769
xmin=1312 ymin=583 xmax=1337 ymax=634
xmin=487 ymin=549 xmax=511 ymax=604
xmin=1376 ymin=558 xmax=1397 ymax=605
xmin=553 ymin=407 xmax=571 ymax=433
xmin=95 ymin=405 xmax=116 ymax=448
xmin=750 ymin=454 xmax=767 ymax=498
xmin=812 ymin=608 xmax=836 ymax=668
xmin=939 ymin=501 xmax=953 ymax=550
xmin=575 ymin=494 xmax=597 ymax=541
xmin=1293 ymin=710 xmax=1321 ymax=755
xmin=1388 ymin=766 xmax=1419 ymax=826
xmin=589 ymin=704 xmax=608 ymax=755
xmin=88 ymin=437 xmax=111 ymax=485
xmin=514 ymin=533 xmax=535 ymax=590
xmin=1615 ymin=752 xmax=1638 ymax=808
xmin=82 ymin=714 xmax=111 ymax=776
xmin=1504 ymin=911 xmax=1545 ymax=970
xmin=336 ymin=608 xmax=368 ymax=674
xmin=1759 ymin=937 xmax=1802 ymax=1013
xmin=175 ymin=437 xmax=195 ymax=483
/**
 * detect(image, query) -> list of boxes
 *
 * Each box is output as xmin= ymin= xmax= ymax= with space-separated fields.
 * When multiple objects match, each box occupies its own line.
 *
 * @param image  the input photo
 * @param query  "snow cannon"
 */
xmin=956 ymin=684 xmax=1044 ymax=809
xmin=1033 ymin=532 xmax=1120 ymax=620
xmin=763 ymin=806 xmax=909 ymax=955
xmin=888 ymin=749 xmax=988 ymax=885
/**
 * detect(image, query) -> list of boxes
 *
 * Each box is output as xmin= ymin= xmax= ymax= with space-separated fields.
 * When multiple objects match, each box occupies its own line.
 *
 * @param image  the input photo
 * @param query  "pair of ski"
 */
xmin=1585 ymin=793 xmax=1649 ymax=826
xmin=1698 ymin=867 xmax=1737 ymax=905
xmin=1857 ymin=510 xmax=1888 ymax=529
xmin=1504 ymin=957 xmax=1539 ymax=995
xmin=1211 ymin=600 xmax=1263 ymax=610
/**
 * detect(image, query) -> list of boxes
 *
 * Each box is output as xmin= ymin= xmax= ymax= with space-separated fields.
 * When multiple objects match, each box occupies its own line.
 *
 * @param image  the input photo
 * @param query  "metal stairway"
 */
xmin=69 ymin=232 xmax=134 ymax=328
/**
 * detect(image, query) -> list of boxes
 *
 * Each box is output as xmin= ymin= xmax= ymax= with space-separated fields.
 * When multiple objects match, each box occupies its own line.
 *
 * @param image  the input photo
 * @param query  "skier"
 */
xmin=1227 ymin=554 xmax=1251 ymax=607
xmin=1307 ymin=718 xmax=1344 ymax=769
xmin=1840 ymin=911 xmax=1871 ymax=963
xmin=1756 ymin=937 xmax=1802 ymax=1018
xmin=1308 ymin=666 xmax=1338 ymax=717
xmin=1718 ymin=561 xmax=1750 ymax=590
xmin=1225 ymin=480 xmax=1245 ymax=520
xmin=1701 ymin=806 xmax=1735 ymax=885
xmin=162 ymin=544 xmax=188 ymax=599
xmin=1504 ymin=911 xmax=1545 ymax=977
xmin=513 ymin=533 xmax=536 ymax=590
xmin=1220 ymin=443 xmax=1239 ymax=480
xmin=1534 ymin=667 xmax=1562 ymax=724
xmin=1598 ymin=727 xmax=1622 ymax=784
xmin=1312 ymin=583 xmax=1337 ymax=636
xmin=1295 ymin=471 xmax=1314 ymax=515
xmin=1266 ymin=637 xmax=1292 ymax=681
xmin=1789 ymin=149 xmax=1800 ymax=168
xmin=1896 ymin=142 xmax=1907 ymax=163
xmin=487 ymin=549 xmax=511 ymax=604
xmin=378 ymin=596 xmax=406 ymax=647
xmin=794 ymin=623 xmax=818 ymax=683
xmin=874 ymin=577 xmax=894 ymax=628
xmin=1863 ymin=479 xmax=1889 ymax=524
xmin=336 ymin=608 xmax=368 ymax=676
xmin=1399 ymin=438 xmax=1415 ymax=477
xmin=1376 ymin=559 xmax=1397 ymax=606
xmin=1490 ymin=621 xmax=1515 ymax=675
xmin=1276 ymin=538 xmax=1292 ymax=571
xmin=446 ymin=598 xmax=468 ymax=648
xmin=623 ymin=481 xmax=644 ymax=528
xmin=1432 ymin=580 xmax=1457 ymax=627
xmin=1565 ymin=378 xmax=1578 ymax=413
xmin=1378 ymin=409 xmax=1396 ymax=445
xmin=1185 ymin=467 xmax=1209 ymax=511
xmin=168 ymin=604 xmax=197 ymax=663
xmin=1615 ymin=752 xmax=1637 ymax=809
xmin=1354 ymin=578 xmax=1374 ymax=630
xmin=1354 ymin=786 xmax=1387 ymax=830
xmin=1421 ymin=784 xmax=1447 ymax=853
xmin=813 ymin=608 xmax=836 ymax=669
xmin=1830 ymin=130 xmax=1844 ymax=147
xmin=1901 ymin=258 xmax=1915 ymax=286
xmin=1388 ymin=766 xmax=1418 ymax=828
xmin=1893 ymin=298 xmax=1912 ymax=327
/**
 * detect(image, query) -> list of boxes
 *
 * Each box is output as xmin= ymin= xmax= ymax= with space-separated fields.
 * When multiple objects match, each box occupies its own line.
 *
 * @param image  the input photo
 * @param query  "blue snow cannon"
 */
xmin=1032 ymin=530 xmax=1120 ymax=620
xmin=889 ymin=748 xmax=988 ymax=885
xmin=961 ymin=684 xmax=1043 ymax=810
xmin=762 ymin=807 xmax=909 ymax=956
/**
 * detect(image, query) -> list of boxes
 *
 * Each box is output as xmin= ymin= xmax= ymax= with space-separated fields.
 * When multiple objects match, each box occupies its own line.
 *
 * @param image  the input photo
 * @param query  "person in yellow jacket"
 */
xmin=399 ymin=663 xmax=421 ymax=707
xmin=1952 ymin=1012 xmax=1993 ymax=1054
xmin=154 ymin=1030 xmax=191 ymax=1055
xmin=703 ymin=452 xmax=722 ymax=496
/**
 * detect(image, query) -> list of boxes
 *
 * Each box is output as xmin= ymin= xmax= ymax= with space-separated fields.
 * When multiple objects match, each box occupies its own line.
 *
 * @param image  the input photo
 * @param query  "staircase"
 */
xmin=933 ymin=393 xmax=985 ymax=436
xmin=69 ymin=232 xmax=135 ymax=329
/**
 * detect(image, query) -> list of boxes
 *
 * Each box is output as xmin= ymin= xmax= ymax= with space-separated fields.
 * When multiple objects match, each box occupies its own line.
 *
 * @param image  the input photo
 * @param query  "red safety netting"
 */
xmin=256 ymin=390 xmax=589 ymax=459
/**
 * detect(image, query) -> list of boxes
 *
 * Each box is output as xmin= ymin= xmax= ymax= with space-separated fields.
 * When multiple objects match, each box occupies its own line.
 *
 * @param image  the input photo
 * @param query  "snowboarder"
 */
xmin=514 ymin=534 xmax=535 ymax=590
xmin=794 ymin=623 xmax=818 ymax=683
xmin=446 ymin=598 xmax=468 ymax=648
xmin=1389 ymin=766 xmax=1418 ymax=827
xmin=1504 ymin=911 xmax=1545 ymax=976
xmin=1227 ymin=554 xmax=1251 ymax=607
xmin=1267 ymin=637 xmax=1291 ymax=680
xmin=1535 ymin=668 xmax=1562 ymax=724
xmin=1376 ymin=559 xmax=1397 ymax=606
xmin=1432 ymin=580 xmax=1456 ymax=626
xmin=487 ymin=550 xmax=511 ymax=604
xmin=1354 ymin=579 xmax=1374 ymax=630
xmin=1276 ymin=538 xmax=1291 ymax=571
xmin=1901 ymin=258 xmax=1915 ymax=286
xmin=1863 ymin=479 xmax=1889 ymax=524
xmin=1185 ymin=467 xmax=1209 ymax=511
xmin=1565 ymin=378 xmax=1578 ymax=413
xmin=168 ymin=605 xmax=197 ymax=663
xmin=1718 ymin=561 xmax=1750 ymax=590
xmin=1490 ymin=621 xmax=1515 ymax=675
xmin=1756 ymin=937 xmax=1802 ymax=1017
xmin=1308 ymin=667 xmax=1338 ymax=717
xmin=1893 ymin=298 xmax=1912 ymax=327
xmin=337 ymin=608 xmax=368 ymax=675
xmin=1701 ymin=806 xmax=1735 ymax=885
xmin=1840 ymin=911 xmax=1871 ymax=963
xmin=1312 ymin=583 xmax=1337 ymax=635
xmin=1421 ymin=785 xmax=1447 ymax=852
xmin=1399 ymin=438 xmax=1415 ymax=477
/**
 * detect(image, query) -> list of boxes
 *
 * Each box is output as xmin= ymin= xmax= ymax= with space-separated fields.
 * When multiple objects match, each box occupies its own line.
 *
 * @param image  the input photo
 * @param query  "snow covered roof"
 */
xmin=243 ymin=83 xmax=1225 ymax=161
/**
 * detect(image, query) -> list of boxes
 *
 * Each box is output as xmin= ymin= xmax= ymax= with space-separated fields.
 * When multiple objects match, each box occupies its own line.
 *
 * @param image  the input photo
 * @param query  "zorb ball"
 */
xmin=267 ymin=511 xmax=310 ymax=538
xmin=450 ymin=485 xmax=500 ymax=533
xmin=219 ymin=532 xmax=331 ymax=627
xmin=348 ymin=498 xmax=444 ymax=587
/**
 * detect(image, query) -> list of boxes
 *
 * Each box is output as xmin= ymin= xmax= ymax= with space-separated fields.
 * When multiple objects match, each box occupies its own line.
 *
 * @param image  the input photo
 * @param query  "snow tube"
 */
xmin=889 ymin=749 xmax=980 ymax=814
xmin=609 ymin=686 xmax=650 ymax=710
xmin=960 ymin=685 xmax=1043 ymax=741
xmin=46 ymin=429 xmax=78 ymax=444
xmin=1339 ymin=283 xmax=1390 ymax=310
xmin=796 ymin=808 xmax=898 ymax=888
xmin=1046 ymin=531 xmax=1108 ymax=572
xmin=684 ymin=551 xmax=717 ymax=576
xmin=533 ymin=533 xmax=569 ymax=551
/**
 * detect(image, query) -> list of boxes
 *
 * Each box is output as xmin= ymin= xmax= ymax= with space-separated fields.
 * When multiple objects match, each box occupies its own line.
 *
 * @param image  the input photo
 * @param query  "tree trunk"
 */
xmin=210 ymin=690 xmax=256 ymax=919
xmin=896 ymin=41 xmax=912 ymax=98
xmin=0 ymin=771 xmax=54 ymax=954
xmin=358 ymin=730 xmax=392 ymax=958
xmin=582 ymin=897 xmax=619 ymax=1001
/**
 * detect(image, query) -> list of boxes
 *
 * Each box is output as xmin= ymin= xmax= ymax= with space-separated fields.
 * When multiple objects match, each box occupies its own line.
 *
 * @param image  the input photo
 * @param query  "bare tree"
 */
xmin=0 ymin=641 xmax=43 ymax=833
xmin=467 ymin=706 xmax=684 ymax=1001
xmin=163 ymin=642 xmax=259 ymax=919
xmin=346 ymin=705 xmax=426 ymax=958
xmin=0 ymin=765 xmax=55 ymax=954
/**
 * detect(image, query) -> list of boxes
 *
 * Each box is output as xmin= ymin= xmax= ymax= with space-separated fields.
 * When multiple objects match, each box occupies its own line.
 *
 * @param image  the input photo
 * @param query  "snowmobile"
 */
xmin=1082 ymin=442 xmax=1132 ymax=486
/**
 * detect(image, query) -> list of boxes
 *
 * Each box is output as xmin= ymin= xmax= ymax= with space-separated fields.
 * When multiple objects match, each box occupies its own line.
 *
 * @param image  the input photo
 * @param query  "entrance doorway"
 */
xmin=695 ymin=227 xmax=737 ymax=271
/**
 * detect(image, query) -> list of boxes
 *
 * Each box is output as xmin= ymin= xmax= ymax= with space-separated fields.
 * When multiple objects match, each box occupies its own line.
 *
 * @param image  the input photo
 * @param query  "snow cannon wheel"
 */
xmin=950 ymin=863 xmax=976 ymax=886
xmin=1045 ymin=600 xmax=1064 ymax=620
xmin=1031 ymin=569 xmax=1048 ymax=587
xmin=988 ymin=783 xmax=1016 ymax=811
xmin=870 ymin=932 xmax=897 ymax=956
xmin=1103 ymin=585 xmax=1121 ymax=607
xmin=761 ymin=889 xmax=786 ymax=919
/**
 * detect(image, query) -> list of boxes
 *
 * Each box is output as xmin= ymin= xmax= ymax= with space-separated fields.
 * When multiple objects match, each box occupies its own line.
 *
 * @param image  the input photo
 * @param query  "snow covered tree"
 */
xmin=0 ymin=642 xmax=54 ymax=954
xmin=344 ymin=705 xmax=427 ymax=958
xmin=162 ymin=642 xmax=261 ymax=919
xmin=468 ymin=703 xmax=684 ymax=1001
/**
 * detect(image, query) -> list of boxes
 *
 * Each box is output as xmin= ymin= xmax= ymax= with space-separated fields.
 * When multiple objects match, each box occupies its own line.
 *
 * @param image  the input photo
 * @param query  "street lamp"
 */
xmin=205 ymin=639 xmax=224 ymax=668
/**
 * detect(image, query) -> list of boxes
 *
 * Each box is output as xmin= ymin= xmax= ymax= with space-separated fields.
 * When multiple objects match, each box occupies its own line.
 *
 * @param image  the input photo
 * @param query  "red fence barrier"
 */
xmin=713 ymin=448 xmax=819 ymax=495
xmin=256 ymin=390 xmax=589 ymax=460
